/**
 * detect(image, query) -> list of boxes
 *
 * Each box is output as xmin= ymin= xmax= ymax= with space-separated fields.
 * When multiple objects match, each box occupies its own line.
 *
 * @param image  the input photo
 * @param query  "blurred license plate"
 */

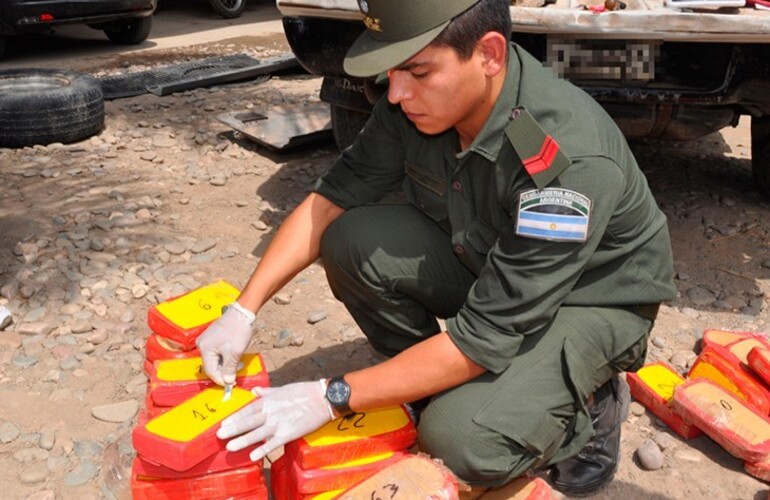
xmin=546 ymin=38 xmax=657 ymax=82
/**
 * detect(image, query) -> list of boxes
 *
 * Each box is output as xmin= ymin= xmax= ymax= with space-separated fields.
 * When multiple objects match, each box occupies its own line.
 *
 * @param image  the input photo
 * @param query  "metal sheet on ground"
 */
xmin=217 ymin=103 xmax=333 ymax=152
xmin=99 ymin=54 xmax=299 ymax=99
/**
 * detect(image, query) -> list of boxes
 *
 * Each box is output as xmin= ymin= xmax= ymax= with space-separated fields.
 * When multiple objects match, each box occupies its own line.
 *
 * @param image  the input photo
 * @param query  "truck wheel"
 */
xmin=209 ymin=0 xmax=246 ymax=19
xmin=104 ymin=16 xmax=152 ymax=44
xmin=330 ymin=105 xmax=370 ymax=151
xmin=0 ymin=69 xmax=104 ymax=148
xmin=752 ymin=116 xmax=770 ymax=197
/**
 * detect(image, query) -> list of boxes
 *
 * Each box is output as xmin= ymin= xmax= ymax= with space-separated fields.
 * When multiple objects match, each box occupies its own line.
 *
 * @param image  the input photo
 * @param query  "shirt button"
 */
xmin=511 ymin=108 xmax=521 ymax=120
xmin=454 ymin=245 xmax=465 ymax=255
xmin=452 ymin=180 xmax=462 ymax=192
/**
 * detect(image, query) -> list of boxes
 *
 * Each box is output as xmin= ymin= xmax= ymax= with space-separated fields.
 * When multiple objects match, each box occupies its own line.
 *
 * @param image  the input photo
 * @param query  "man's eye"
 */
xmin=412 ymin=71 xmax=428 ymax=79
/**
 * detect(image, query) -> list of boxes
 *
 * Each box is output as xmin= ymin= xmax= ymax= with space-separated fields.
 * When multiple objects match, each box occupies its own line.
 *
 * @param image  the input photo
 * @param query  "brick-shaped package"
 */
xmin=626 ymin=362 xmax=702 ymax=439
xmin=748 ymin=347 xmax=770 ymax=387
xmin=133 ymin=387 xmax=256 ymax=471
xmin=131 ymin=460 xmax=267 ymax=500
xmin=701 ymin=329 xmax=768 ymax=351
xmin=145 ymin=333 xmax=200 ymax=363
xmin=688 ymin=347 xmax=770 ymax=415
xmin=284 ymin=406 xmax=416 ymax=470
xmin=335 ymin=454 xmax=459 ymax=500
xmin=271 ymin=454 xmax=345 ymax=500
xmin=147 ymin=280 xmax=240 ymax=350
xmin=148 ymin=353 xmax=269 ymax=407
xmin=289 ymin=450 xmax=406 ymax=494
xmin=672 ymin=378 xmax=770 ymax=462
xmin=133 ymin=445 xmax=257 ymax=480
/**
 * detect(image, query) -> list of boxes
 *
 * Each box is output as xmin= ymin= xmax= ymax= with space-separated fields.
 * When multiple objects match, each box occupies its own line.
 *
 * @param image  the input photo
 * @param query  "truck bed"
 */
xmin=277 ymin=0 xmax=770 ymax=42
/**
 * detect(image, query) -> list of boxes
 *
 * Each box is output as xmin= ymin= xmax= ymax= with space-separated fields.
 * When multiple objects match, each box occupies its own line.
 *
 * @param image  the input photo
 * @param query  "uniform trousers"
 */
xmin=319 ymin=203 xmax=652 ymax=487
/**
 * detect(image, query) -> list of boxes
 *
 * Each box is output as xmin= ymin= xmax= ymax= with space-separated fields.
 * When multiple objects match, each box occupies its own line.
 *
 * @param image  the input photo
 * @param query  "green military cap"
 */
xmin=344 ymin=0 xmax=481 ymax=78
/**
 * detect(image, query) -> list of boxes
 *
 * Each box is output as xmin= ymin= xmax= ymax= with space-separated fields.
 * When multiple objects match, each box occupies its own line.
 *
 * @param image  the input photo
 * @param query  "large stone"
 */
xmin=16 ymin=322 xmax=55 ymax=336
xmin=64 ymin=460 xmax=98 ymax=486
xmin=19 ymin=464 xmax=48 ymax=485
xmin=686 ymin=287 xmax=716 ymax=307
xmin=0 ymin=421 xmax=21 ymax=443
xmin=91 ymin=400 xmax=139 ymax=423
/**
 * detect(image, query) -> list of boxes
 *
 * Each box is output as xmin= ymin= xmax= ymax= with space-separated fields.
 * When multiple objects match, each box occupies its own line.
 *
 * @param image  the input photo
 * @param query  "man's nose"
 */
xmin=387 ymin=71 xmax=411 ymax=105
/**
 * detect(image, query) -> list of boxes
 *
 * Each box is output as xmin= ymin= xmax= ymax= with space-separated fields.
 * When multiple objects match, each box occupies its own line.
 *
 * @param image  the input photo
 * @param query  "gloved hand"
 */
xmin=218 ymin=380 xmax=335 ymax=461
xmin=196 ymin=303 xmax=255 ymax=386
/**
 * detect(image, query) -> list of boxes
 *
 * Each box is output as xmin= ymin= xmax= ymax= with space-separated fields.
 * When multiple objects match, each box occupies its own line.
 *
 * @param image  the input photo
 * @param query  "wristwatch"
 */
xmin=325 ymin=375 xmax=353 ymax=416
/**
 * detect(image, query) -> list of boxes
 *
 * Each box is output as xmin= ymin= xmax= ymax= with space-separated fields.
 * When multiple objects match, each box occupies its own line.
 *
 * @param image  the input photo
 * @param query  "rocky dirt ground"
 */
xmin=1 ymin=31 xmax=770 ymax=500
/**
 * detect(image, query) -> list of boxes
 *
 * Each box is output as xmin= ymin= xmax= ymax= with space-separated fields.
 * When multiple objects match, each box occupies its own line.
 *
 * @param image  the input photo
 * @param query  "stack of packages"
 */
xmin=271 ymin=405 xmax=423 ymax=499
xmin=271 ymin=403 xmax=553 ymax=500
xmin=627 ymin=328 xmax=770 ymax=481
xmin=130 ymin=280 xmax=271 ymax=499
xmin=142 ymin=280 xmax=239 ymax=376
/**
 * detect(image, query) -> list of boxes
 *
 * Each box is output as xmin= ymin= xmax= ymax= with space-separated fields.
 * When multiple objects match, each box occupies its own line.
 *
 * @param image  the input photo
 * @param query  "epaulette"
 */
xmin=504 ymin=107 xmax=571 ymax=189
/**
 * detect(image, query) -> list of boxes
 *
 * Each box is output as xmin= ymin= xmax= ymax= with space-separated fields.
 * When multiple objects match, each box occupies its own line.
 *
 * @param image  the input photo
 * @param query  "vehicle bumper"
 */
xmin=0 ymin=0 xmax=156 ymax=35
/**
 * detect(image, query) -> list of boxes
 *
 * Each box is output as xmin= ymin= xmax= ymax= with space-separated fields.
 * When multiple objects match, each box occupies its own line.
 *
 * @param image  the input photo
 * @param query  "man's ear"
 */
xmin=477 ymin=32 xmax=507 ymax=77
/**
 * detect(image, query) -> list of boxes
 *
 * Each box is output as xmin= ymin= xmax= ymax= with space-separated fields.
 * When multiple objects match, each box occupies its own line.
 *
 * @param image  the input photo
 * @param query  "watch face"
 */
xmin=327 ymin=379 xmax=351 ymax=405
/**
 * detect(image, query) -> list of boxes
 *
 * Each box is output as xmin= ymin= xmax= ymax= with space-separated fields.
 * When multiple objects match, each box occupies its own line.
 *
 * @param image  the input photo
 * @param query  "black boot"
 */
xmin=551 ymin=375 xmax=630 ymax=497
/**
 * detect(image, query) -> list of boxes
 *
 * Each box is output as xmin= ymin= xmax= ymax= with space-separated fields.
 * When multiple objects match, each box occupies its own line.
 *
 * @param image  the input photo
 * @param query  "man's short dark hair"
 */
xmin=431 ymin=0 xmax=512 ymax=60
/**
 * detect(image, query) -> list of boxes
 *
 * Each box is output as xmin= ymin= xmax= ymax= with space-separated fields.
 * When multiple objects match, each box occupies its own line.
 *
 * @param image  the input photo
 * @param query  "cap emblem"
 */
xmin=363 ymin=15 xmax=382 ymax=32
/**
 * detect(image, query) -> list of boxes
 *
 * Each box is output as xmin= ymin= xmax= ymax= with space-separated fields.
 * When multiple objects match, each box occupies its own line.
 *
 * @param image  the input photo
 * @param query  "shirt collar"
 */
xmin=456 ymin=44 xmax=521 ymax=162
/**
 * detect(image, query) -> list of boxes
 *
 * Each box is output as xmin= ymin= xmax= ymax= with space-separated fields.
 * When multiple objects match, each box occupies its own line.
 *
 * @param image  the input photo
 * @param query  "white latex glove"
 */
xmin=195 ymin=303 xmax=255 ymax=386
xmin=217 ymin=380 xmax=335 ymax=461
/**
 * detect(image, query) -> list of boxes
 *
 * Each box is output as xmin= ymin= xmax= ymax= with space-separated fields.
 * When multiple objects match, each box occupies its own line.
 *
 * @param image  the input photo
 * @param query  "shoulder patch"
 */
xmin=516 ymin=188 xmax=591 ymax=242
xmin=505 ymin=107 xmax=571 ymax=189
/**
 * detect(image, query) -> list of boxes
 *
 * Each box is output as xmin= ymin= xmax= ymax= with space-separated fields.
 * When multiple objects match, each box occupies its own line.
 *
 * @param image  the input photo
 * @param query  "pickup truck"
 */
xmin=276 ymin=0 xmax=770 ymax=195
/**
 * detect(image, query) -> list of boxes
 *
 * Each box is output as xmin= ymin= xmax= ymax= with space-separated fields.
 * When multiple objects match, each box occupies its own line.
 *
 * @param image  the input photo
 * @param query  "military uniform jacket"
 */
xmin=315 ymin=44 xmax=677 ymax=375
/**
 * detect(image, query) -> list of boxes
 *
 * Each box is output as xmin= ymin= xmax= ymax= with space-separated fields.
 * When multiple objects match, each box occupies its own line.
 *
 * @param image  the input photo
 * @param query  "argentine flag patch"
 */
xmin=516 ymin=188 xmax=591 ymax=242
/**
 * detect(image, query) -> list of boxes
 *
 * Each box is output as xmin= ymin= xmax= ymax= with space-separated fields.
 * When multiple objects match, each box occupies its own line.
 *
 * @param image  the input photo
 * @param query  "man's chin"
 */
xmin=411 ymin=121 xmax=451 ymax=137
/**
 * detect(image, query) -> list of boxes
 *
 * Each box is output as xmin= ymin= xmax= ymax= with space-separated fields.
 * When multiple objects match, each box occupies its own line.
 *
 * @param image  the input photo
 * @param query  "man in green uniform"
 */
xmin=196 ymin=0 xmax=676 ymax=495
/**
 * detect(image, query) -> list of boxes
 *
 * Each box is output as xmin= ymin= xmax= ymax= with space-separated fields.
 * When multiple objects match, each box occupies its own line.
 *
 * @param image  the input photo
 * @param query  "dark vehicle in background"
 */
xmin=277 ymin=0 xmax=770 ymax=196
xmin=0 ymin=0 xmax=157 ymax=59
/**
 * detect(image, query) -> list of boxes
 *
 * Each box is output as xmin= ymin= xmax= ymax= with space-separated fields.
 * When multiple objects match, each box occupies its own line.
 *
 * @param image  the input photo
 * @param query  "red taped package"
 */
xmin=725 ymin=337 xmax=770 ymax=367
xmin=147 ymin=280 xmax=240 ymax=350
xmin=626 ymin=362 xmax=702 ymax=439
xmin=144 ymin=394 xmax=171 ymax=419
xmin=688 ymin=347 xmax=770 ymax=415
xmin=147 ymin=353 xmax=269 ymax=407
xmin=335 ymin=454 xmax=459 ymax=500
xmin=672 ymin=378 xmax=770 ymax=462
xmin=131 ymin=460 xmax=267 ymax=500
xmin=749 ymin=347 xmax=770 ymax=387
xmin=132 ymin=387 xmax=256 ymax=472
xmin=134 ymin=445 xmax=257 ymax=480
xmin=145 ymin=333 xmax=200 ymax=363
xmin=289 ymin=450 xmax=406 ymax=494
xmin=284 ymin=406 xmax=417 ymax=470
xmin=702 ymin=329 xmax=769 ymax=351
xmin=271 ymin=454 xmax=345 ymax=500
xmin=745 ymin=457 xmax=770 ymax=482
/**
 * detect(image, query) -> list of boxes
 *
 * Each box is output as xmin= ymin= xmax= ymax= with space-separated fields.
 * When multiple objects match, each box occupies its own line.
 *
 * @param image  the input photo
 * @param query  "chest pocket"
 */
xmin=404 ymin=161 xmax=447 ymax=222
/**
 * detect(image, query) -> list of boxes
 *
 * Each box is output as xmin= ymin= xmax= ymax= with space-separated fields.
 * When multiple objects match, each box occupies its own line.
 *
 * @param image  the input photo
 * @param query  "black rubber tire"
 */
xmin=209 ymin=0 xmax=246 ymax=19
xmin=752 ymin=116 xmax=770 ymax=198
xmin=0 ymin=36 xmax=6 ymax=61
xmin=104 ymin=16 xmax=152 ymax=45
xmin=0 ymin=69 xmax=104 ymax=148
xmin=330 ymin=104 xmax=371 ymax=151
